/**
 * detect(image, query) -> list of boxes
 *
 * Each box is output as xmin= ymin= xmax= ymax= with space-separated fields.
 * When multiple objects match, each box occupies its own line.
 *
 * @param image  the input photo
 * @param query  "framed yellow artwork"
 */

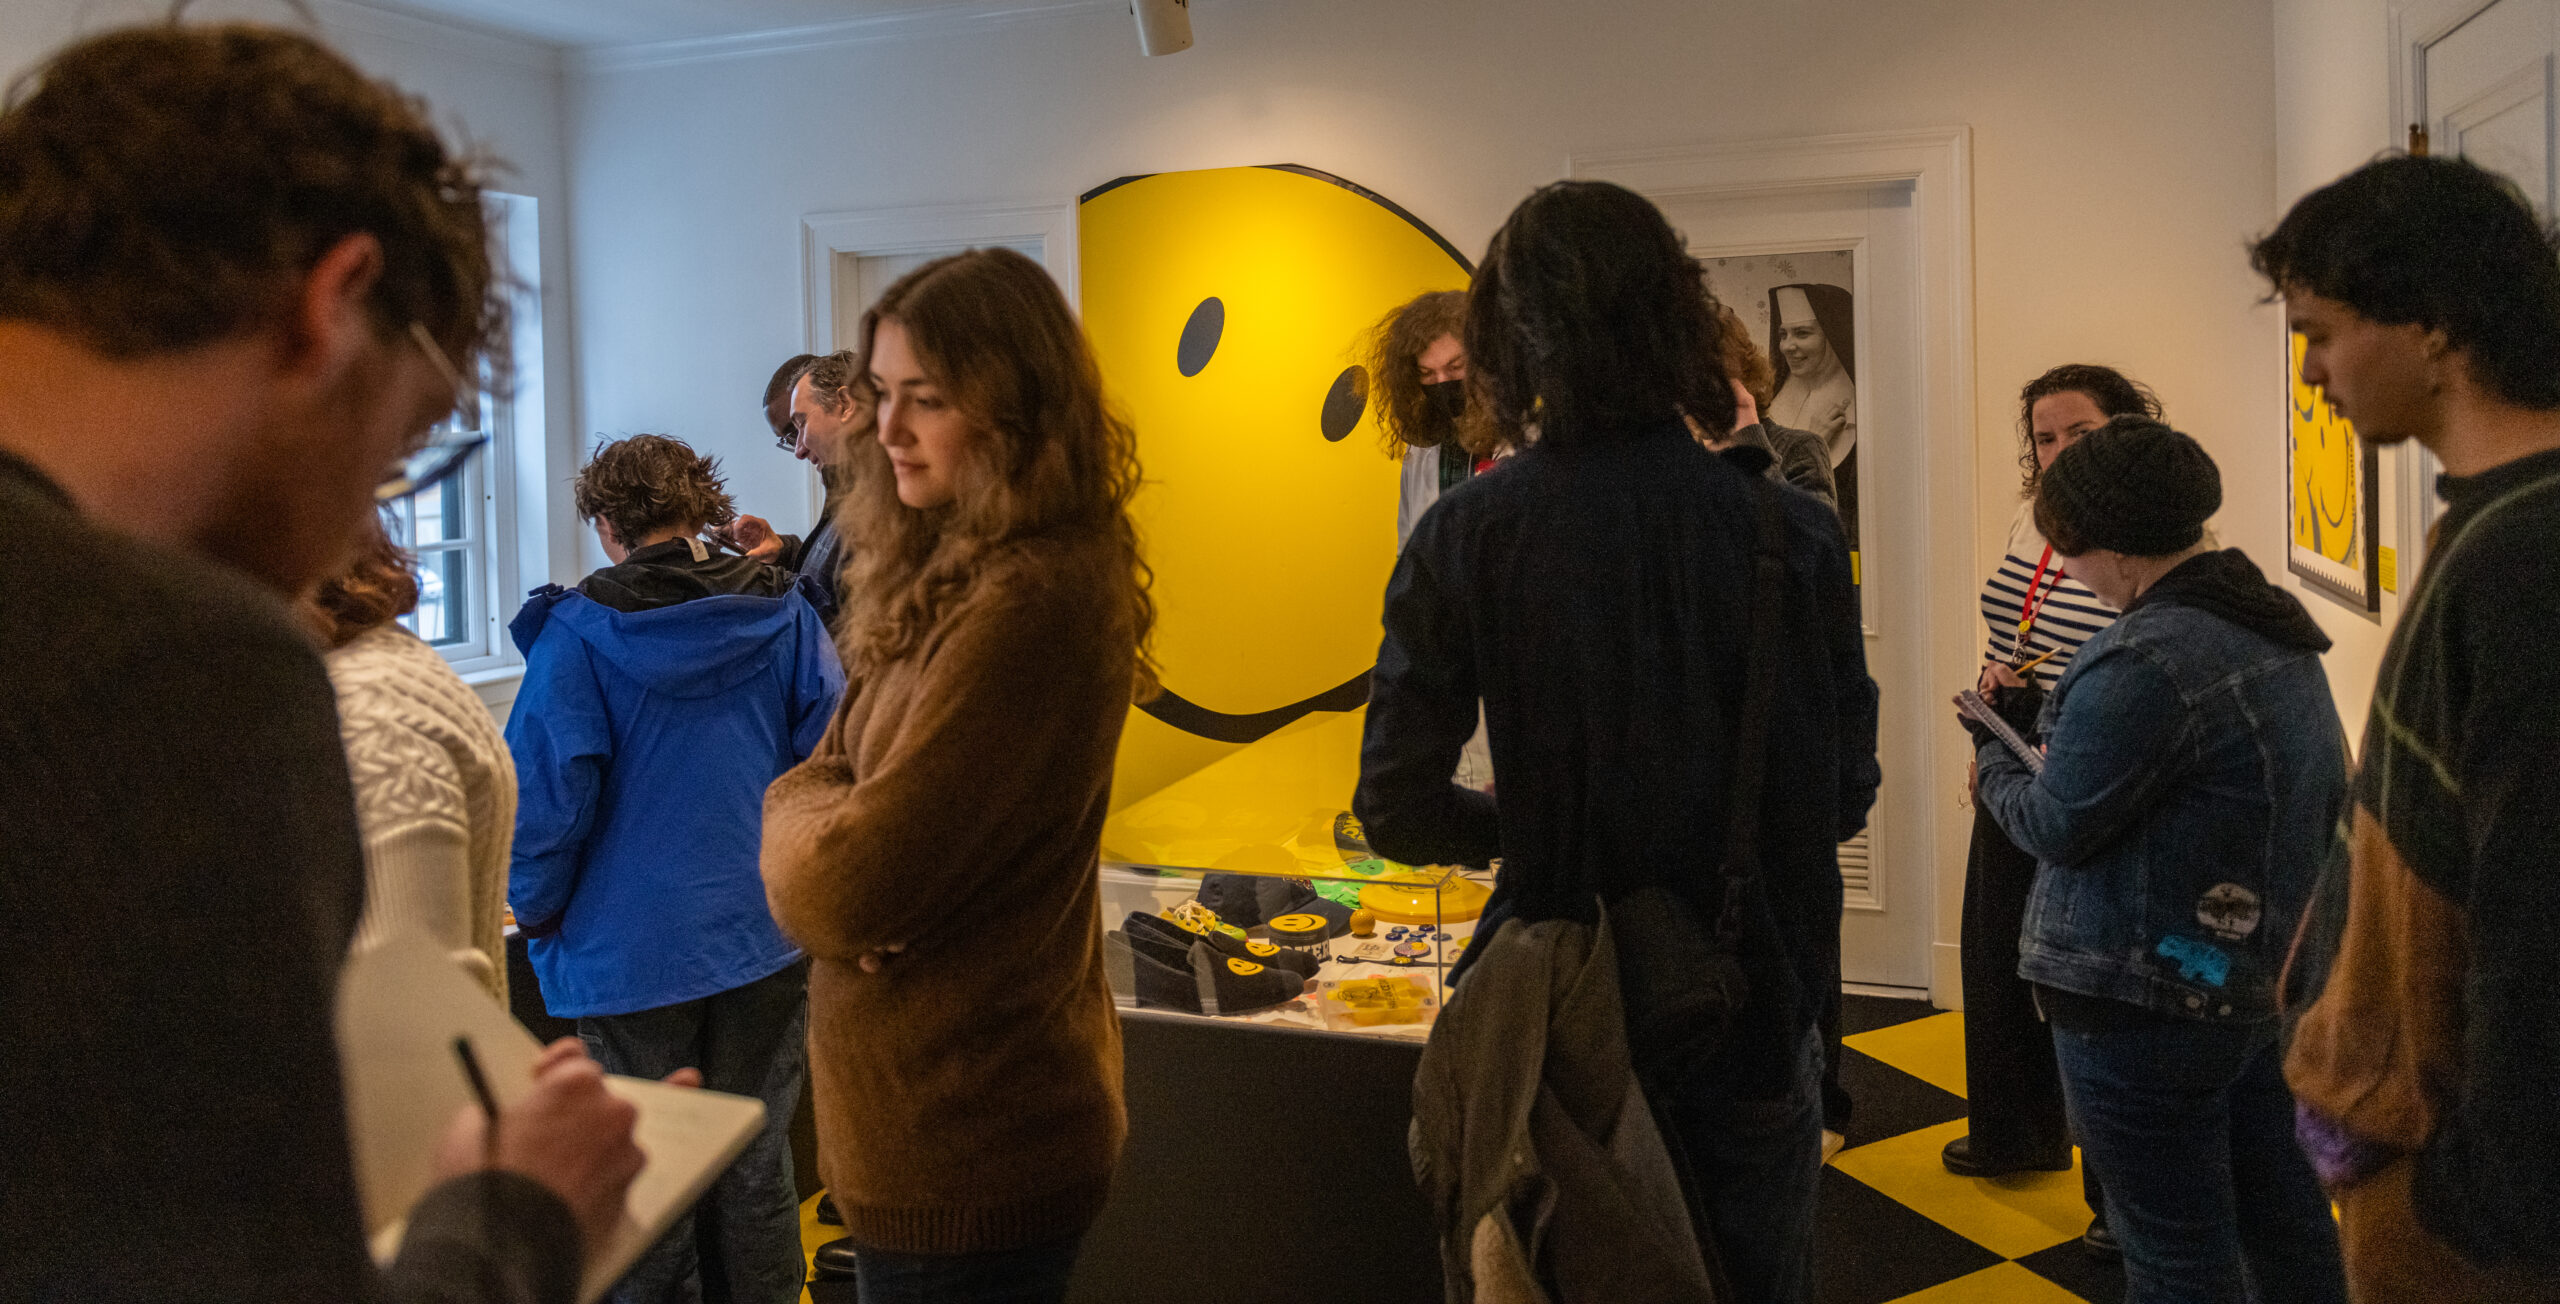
xmin=2287 ymin=331 xmax=2381 ymax=615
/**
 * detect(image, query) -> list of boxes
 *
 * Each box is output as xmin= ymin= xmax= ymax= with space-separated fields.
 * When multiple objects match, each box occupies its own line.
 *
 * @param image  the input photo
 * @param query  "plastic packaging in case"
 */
xmin=1316 ymin=975 xmax=1439 ymax=1031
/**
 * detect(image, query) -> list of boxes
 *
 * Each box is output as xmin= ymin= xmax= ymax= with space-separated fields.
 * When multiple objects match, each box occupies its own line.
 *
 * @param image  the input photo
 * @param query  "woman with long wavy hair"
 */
xmin=761 ymin=247 xmax=1154 ymax=1303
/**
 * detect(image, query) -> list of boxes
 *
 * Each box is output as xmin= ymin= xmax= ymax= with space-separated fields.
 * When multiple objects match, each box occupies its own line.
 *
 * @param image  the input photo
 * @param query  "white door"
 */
xmin=2409 ymin=0 xmax=2558 ymax=551
xmin=1650 ymin=181 xmax=1933 ymax=991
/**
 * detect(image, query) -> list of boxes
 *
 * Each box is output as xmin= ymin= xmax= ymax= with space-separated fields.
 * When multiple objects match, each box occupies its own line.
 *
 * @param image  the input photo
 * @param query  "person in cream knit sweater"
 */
xmin=309 ymin=514 xmax=515 ymax=1000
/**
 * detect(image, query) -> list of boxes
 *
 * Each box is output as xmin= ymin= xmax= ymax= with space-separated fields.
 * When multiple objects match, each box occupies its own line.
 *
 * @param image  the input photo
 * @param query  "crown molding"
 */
xmin=315 ymin=0 xmax=564 ymax=73
xmin=567 ymin=0 xmax=1119 ymax=76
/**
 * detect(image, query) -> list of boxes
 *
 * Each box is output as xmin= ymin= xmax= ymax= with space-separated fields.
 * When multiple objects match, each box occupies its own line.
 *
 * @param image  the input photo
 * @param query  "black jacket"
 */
xmin=1356 ymin=425 xmax=1880 ymax=1094
xmin=580 ymin=535 xmax=794 ymax=612
xmin=0 ymin=450 xmax=580 ymax=1303
xmin=776 ymin=503 xmax=846 ymax=615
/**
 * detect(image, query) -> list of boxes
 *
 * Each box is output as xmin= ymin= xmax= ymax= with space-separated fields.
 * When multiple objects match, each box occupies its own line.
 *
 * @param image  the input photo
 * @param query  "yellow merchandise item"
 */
xmin=1359 ymin=873 xmax=1491 ymax=925
xmin=1079 ymin=165 xmax=1472 ymax=811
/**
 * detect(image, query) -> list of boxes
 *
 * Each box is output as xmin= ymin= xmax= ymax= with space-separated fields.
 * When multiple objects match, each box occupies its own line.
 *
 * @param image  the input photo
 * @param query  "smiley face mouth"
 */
xmin=1139 ymin=670 xmax=1371 ymax=744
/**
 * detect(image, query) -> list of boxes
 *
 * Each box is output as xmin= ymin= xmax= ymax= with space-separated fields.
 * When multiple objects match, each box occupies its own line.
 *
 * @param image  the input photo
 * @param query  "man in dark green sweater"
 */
xmin=0 ymin=23 xmax=643 ymax=1303
xmin=2256 ymin=154 xmax=2560 ymax=1302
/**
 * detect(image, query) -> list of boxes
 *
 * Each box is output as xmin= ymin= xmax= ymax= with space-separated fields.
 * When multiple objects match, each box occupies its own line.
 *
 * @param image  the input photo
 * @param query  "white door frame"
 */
xmin=1569 ymin=127 xmax=1978 ymax=1005
xmin=2390 ymin=0 xmax=2523 ymax=575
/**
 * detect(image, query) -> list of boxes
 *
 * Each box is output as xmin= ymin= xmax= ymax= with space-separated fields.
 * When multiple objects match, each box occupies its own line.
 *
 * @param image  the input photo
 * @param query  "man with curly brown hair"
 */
xmin=509 ymin=434 xmax=843 ymax=1304
xmin=1368 ymin=289 xmax=1489 ymax=550
xmin=0 ymin=22 xmax=647 ymax=1303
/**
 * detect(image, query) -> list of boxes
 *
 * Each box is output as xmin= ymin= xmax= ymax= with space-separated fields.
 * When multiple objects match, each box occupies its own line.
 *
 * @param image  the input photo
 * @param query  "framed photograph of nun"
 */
xmin=1702 ymin=250 xmax=1860 ymax=563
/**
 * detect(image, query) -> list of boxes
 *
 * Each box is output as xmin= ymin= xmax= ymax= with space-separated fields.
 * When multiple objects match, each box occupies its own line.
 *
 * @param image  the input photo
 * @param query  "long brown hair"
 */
xmin=840 ymin=248 xmax=1157 ymax=696
xmin=306 ymin=509 xmax=420 ymax=649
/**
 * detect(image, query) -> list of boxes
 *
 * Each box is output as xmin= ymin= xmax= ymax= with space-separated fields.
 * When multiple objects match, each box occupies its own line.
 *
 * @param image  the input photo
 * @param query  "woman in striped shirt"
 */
xmin=1949 ymin=364 xmax=2160 ymax=1247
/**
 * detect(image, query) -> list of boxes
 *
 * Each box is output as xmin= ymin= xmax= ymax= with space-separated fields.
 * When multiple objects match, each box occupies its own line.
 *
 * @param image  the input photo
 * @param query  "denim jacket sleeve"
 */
xmin=1975 ymin=640 xmax=2187 ymax=868
xmin=1354 ymin=527 xmax=1499 ymax=868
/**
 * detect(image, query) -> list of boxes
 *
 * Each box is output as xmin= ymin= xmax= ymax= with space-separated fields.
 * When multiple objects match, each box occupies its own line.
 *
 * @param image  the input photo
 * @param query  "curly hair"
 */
xmin=2015 ymin=364 xmax=2162 ymax=497
xmin=841 ymin=248 xmax=1158 ymax=697
xmin=1464 ymin=181 xmax=1735 ymax=450
xmin=1713 ymin=303 xmax=1777 ymax=415
xmin=0 ymin=23 xmax=500 ymax=371
xmin=306 ymin=509 xmax=420 ymax=649
xmin=802 ymin=349 xmax=870 ymax=417
xmin=572 ymin=434 xmax=737 ymax=547
xmin=2253 ymin=153 xmax=2560 ymax=410
xmin=1365 ymin=290 xmax=1468 ymax=457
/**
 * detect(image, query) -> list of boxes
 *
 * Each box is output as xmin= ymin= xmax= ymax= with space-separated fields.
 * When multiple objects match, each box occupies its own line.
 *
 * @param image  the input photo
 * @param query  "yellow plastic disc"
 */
xmin=1358 ymin=875 xmax=1491 ymax=925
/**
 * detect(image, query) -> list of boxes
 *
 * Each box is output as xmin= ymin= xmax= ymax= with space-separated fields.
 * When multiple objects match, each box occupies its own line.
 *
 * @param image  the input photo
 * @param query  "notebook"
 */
xmin=1956 ymin=688 xmax=2047 ymax=775
xmin=336 ymin=931 xmax=767 ymax=1303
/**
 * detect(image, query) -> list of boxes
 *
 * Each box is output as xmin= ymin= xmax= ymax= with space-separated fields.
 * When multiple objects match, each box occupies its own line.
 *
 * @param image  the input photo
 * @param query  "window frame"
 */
xmin=388 ymin=190 xmax=544 ymax=684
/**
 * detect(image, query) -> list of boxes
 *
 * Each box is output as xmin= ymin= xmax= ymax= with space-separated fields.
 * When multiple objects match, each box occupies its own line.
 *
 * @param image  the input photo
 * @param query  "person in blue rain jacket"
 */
xmin=507 ymin=434 xmax=843 ymax=1304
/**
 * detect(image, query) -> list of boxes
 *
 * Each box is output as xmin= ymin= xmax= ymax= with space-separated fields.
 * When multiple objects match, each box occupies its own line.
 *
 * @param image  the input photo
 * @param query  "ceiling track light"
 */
xmin=1133 ymin=0 xmax=1193 ymax=55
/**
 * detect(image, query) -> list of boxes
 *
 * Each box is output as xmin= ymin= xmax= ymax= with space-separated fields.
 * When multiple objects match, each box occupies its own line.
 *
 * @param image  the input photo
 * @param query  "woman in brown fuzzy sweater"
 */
xmin=761 ymin=247 xmax=1155 ymax=1302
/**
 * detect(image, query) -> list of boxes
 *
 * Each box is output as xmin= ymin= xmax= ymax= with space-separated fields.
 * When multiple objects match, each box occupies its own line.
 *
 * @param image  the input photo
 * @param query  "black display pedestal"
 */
xmin=806 ymin=1009 xmax=1440 ymax=1303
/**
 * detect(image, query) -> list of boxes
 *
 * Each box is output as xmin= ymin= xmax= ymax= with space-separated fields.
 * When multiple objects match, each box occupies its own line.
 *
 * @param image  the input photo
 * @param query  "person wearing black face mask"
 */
xmin=1369 ymin=290 xmax=1488 ymax=551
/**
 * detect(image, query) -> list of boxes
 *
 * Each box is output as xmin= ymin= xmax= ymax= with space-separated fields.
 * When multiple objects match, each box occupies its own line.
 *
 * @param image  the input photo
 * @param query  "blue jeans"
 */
xmin=2051 ymin=1015 xmax=2345 ymax=1304
xmin=580 ymin=960 xmax=810 ymax=1304
xmin=845 ymin=1236 xmax=1083 ymax=1304
xmin=1656 ymin=1026 xmax=1824 ymax=1304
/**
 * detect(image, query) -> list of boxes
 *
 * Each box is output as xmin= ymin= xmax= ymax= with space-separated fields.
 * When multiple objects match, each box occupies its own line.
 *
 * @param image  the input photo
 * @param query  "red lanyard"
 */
xmin=2014 ymin=546 xmax=2059 ymax=659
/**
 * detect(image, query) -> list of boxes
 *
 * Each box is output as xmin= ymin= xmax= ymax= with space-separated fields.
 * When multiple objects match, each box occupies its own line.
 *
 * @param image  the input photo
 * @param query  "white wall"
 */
xmin=565 ymin=0 xmax=2284 ymax=995
xmin=2273 ymin=0 xmax=2401 ymax=735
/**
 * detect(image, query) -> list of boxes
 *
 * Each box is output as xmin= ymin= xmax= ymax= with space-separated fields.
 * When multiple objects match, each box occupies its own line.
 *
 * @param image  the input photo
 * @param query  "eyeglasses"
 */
xmin=378 ymin=323 xmax=489 ymax=502
xmin=774 ymin=412 xmax=804 ymax=451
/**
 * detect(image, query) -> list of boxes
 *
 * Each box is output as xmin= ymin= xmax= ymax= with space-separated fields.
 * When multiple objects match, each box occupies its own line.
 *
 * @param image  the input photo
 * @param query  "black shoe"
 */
xmin=2081 ymin=1219 xmax=2120 ymax=1258
xmin=1126 ymin=910 xmax=1318 ymax=979
xmin=813 ymin=1193 xmax=842 ymax=1225
xmin=1113 ymin=930 xmax=1307 ymax=1016
xmin=811 ymin=1236 xmax=860 ymax=1281
xmin=1940 ymin=1135 xmax=2072 ymax=1178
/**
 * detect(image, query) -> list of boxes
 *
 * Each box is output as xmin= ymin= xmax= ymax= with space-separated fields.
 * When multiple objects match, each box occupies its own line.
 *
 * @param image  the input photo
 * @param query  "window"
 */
xmin=386 ymin=190 xmax=541 ymax=679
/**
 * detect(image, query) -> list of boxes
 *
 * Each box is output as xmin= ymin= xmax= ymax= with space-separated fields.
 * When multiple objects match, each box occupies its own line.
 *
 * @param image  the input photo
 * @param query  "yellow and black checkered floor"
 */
xmin=1815 ymin=994 xmax=2121 ymax=1303
xmin=792 ymin=995 xmax=2121 ymax=1303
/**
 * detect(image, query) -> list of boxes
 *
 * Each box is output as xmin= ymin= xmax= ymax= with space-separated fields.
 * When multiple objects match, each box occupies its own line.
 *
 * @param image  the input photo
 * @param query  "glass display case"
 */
xmin=1097 ymin=709 xmax=1494 ymax=1038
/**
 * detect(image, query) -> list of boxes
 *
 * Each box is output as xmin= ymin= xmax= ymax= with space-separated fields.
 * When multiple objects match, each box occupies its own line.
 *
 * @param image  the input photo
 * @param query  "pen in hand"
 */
xmin=452 ymin=1035 xmax=500 ymax=1169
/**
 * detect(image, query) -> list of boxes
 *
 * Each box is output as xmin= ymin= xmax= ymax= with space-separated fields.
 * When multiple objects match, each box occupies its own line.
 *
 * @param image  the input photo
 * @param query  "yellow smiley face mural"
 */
xmin=2288 ymin=332 xmax=2374 ymax=607
xmin=1080 ymin=165 xmax=1472 ymax=813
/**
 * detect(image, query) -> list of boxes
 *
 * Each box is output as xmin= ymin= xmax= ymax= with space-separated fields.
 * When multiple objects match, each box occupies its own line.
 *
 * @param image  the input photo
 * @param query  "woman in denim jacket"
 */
xmin=1972 ymin=417 xmax=2348 ymax=1304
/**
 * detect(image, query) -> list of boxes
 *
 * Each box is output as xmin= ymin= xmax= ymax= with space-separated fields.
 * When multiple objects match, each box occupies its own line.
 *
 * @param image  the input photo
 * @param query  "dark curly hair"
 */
xmin=0 ymin=23 xmax=500 ymax=370
xmin=1464 ymin=181 xmax=1734 ymax=450
xmin=2251 ymin=153 xmax=2560 ymax=410
xmin=764 ymin=352 xmax=816 ymax=411
xmin=306 ymin=509 xmax=419 ymax=649
xmin=2015 ymin=364 xmax=2162 ymax=497
xmin=1366 ymin=290 xmax=1470 ymax=457
xmin=573 ymin=434 xmax=737 ymax=547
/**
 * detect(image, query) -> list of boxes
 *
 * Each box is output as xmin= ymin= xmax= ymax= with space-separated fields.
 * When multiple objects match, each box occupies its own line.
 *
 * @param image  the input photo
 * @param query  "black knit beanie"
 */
xmin=2034 ymin=416 xmax=2222 ymax=557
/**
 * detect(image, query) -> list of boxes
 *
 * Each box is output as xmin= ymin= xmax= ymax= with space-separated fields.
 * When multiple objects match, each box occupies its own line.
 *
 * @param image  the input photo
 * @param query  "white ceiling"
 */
xmin=364 ymin=0 xmax=1005 ymax=48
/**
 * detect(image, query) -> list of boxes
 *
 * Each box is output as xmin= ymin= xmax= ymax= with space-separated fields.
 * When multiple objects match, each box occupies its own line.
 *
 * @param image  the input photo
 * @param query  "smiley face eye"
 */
xmin=1320 ymin=364 xmax=1367 ymax=442
xmin=1177 ymin=297 xmax=1223 ymax=377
